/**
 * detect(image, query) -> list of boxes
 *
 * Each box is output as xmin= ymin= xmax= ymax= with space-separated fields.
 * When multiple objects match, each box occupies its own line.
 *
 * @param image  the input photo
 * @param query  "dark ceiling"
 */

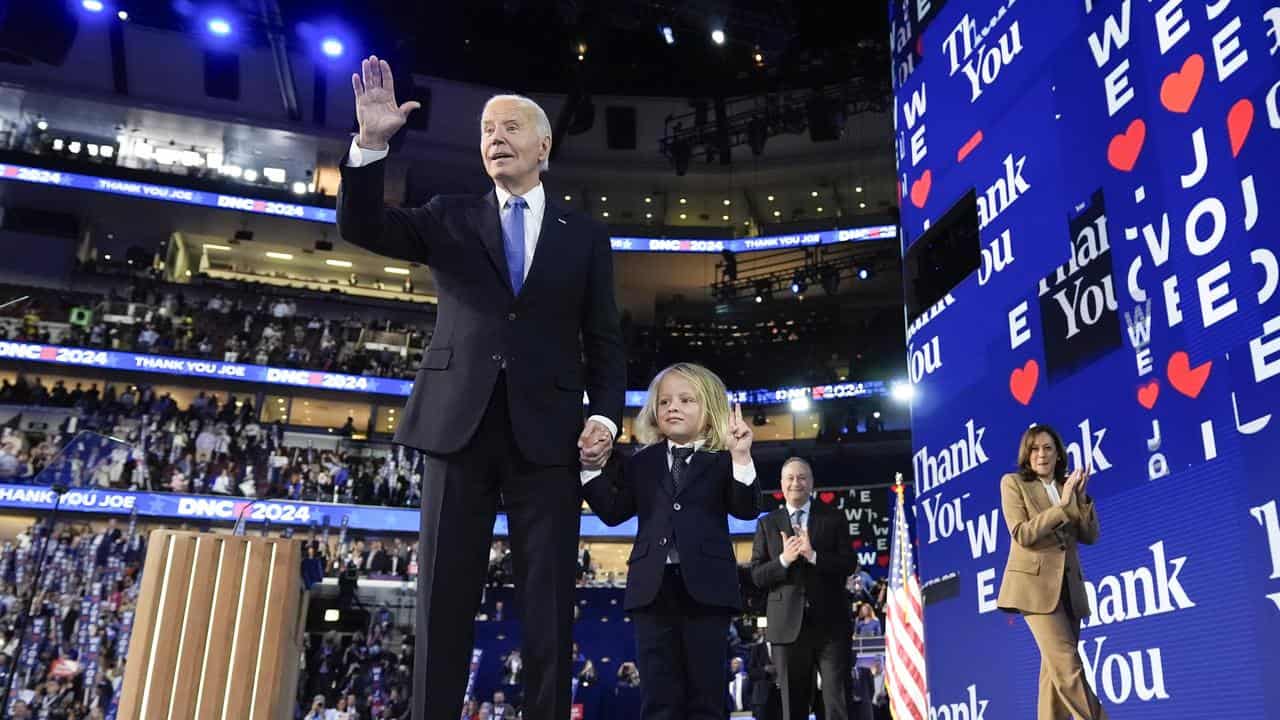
xmin=109 ymin=0 xmax=892 ymax=100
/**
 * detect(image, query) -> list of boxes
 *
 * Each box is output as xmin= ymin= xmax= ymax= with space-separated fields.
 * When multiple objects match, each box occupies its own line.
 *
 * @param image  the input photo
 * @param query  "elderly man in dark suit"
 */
xmin=750 ymin=457 xmax=858 ymax=720
xmin=337 ymin=55 xmax=626 ymax=720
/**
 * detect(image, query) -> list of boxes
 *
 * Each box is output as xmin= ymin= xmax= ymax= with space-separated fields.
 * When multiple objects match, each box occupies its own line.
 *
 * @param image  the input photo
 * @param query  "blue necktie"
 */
xmin=502 ymin=196 xmax=527 ymax=294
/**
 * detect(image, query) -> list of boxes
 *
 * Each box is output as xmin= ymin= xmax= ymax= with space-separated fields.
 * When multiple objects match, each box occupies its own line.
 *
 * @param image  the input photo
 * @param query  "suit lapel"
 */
xmin=807 ymin=503 xmax=823 ymax=546
xmin=674 ymin=450 xmax=714 ymax=498
xmin=647 ymin=444 xmax=676 ymax=499
xmin=775 ymin=508 xmax=795 ymax=539
xmin=473 ymin=191 xmax=514 ymax=296
xmin=522 ymin=195 xmax=571 ymax=298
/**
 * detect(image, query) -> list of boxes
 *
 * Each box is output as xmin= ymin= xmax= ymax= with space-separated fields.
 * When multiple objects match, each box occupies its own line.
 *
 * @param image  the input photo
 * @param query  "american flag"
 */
xmin=885 ymin=476 xmax=928 ymax=720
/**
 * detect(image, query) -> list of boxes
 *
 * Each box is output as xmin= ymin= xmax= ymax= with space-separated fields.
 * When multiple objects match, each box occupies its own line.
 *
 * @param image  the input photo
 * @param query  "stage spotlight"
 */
xmin=858 ymin=267 xmax=871 ymax=280
xmin=117 ymin=10 xmax=128 ymax=21
xmin=711 ymin=29 xmax=726 ymax=45
xmin=790 ymin=270 xmax=807 ymax=295
xmin=891 ymin=382 xmax=915 ymax=403
xmin=659 ymin=25 xmax=675 ymax=45
xmin=789 ymin=397 xmax=811 ymax=412
xmin=81 ymin=0 xmax=105 ymax=12
xmin=207 ymin=17 xmax=232 ymax=36
xmin=36 ymin=120 xmax=48 ymax=131
xmin=320 ymin=37 xmax=344 ymax=58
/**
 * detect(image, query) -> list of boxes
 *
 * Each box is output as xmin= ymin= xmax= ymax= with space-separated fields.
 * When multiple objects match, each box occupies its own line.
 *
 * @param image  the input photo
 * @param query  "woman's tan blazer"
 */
xmin=995 ymin=472 xmax=1099 ymax=616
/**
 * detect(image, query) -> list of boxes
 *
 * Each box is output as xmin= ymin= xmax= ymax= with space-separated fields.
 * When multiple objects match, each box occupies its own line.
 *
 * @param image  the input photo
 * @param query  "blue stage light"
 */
xmin=81 ymin=0 xmax=105 ymax=12
xmin=321 ymin=37 xmax=344 ymax=57
xmin=207 ymin=17 xmax=232 ymax=36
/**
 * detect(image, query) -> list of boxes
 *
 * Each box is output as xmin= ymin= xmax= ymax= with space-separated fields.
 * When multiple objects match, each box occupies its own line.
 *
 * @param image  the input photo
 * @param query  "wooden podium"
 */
xmin=117 ymin=530 xmax=308 ymax=720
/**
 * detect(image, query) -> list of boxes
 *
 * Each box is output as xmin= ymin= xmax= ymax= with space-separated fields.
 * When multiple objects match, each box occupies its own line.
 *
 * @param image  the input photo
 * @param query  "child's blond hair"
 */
xmin=632 ymin=362 xmax=731 ymax=450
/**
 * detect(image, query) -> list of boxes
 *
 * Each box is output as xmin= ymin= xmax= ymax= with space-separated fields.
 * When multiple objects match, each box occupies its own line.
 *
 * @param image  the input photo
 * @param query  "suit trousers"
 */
xmin=1022 ymin=579 xmax=1108 ymax=720
xmin=631 ymin=565 xmax=732 ymax=720
xmin=775 ymin=615 xmax=850 ymax=720
xmin=413 ymin=374 xmax=580 ymax=720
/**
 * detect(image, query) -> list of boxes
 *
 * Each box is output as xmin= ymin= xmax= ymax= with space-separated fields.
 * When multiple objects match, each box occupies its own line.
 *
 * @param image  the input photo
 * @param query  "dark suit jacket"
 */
xmin=749 ymin=501 xmax=859 ymax=644
xmin=582 ymin=443 xmax=761 ymax=611
xmin=337 ymin=163 xmax=626 ymax=465
xmin=747 ymin=641 xmax=777 ymax=705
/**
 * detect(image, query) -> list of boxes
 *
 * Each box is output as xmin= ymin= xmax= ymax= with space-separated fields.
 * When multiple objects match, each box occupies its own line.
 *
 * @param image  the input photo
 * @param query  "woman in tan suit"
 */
xmin=996 ymin=424 xmax=1106 ymax=720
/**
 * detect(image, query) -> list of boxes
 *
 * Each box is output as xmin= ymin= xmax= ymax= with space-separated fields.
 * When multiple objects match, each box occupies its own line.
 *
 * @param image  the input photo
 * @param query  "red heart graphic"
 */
xmin=876 ymin=555 xmax=890 ymax=567
xmin=1107 ymin=119 xmax=1146 ymax=172
xmin=1009 ymin=359 xmax=1039 ymax=406
xmin=1228 ymin=98 xmax=1253 ymax=158
xmin=819 ymin=491 xmax=836 ymax=504
xmin=1167 ymin=351 xmax=1211 ymax=398
xmin=852 ymin=539 xmax=864 ymax=549
xmin=771 ymin=492 xmax=784 ymax=501
xmin=909 ymin=170 xmax=932 ymax=208
xmin=1159 ymin=54 xmax=1204 ymax=113
xmin=956 ymin=130 xmax=983 ymax=163
xmin=1137 ymin=380 xmax=1160 ymax=409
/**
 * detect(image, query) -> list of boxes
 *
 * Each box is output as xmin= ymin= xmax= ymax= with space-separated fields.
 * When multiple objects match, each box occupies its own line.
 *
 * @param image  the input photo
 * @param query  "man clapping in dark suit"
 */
xmin=750 ymin=457 xmax=858 ymax=720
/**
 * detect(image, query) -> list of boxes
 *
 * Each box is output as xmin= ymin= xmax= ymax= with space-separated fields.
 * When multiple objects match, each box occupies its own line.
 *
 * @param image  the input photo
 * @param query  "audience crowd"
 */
xmin=0 ymin=376 xmax=423 ymax=510
xmin=299 ymin=614 xmax=414 ymax=720
xmin=0 ymin=272 xmax=882 ymax=389
xmin=1 ymin=280 xmax=428 ymax=381
xmin=0 ymin=519 xmax=144 ymax=720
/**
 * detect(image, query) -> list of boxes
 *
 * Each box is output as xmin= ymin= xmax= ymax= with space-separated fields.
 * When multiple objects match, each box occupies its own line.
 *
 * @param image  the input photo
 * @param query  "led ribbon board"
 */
xmin=0 ymin=340 xmax=888 ymax=406
xmin=0 ymin=483 xmax=761 ymax=537
xmin=0 ymin=160 xmax=894 ymax=251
